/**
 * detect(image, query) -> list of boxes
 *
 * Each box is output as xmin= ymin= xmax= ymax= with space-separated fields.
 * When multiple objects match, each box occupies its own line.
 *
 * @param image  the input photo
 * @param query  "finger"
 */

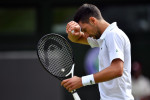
xmin=66 ymin=21 xmax=76 ymax=31
xmin=73 ymin=32 xmax=79 ymax=36
xmin=66 ymin=22 xmax=72 ymax=33
xmin=68 ymin=28 xmax=74 ymax=34
xmin=69 ymin=84 xmax=79 ymax=92
xmin=66 ymin=30 xmax=68 ymax=33
xmin=74 ymin=31 xmax=83 ymax=37
xmin=63 ymin=81 xmax=71 ymax=88
xmin=66 ymin=25 xmax=73 ymax=34
xmin=71 ymin=25 xmax=80 ymax=33
xmin=68 ymin=23 xmax=77 ymax=32
xmin=66 ymin=21 xmax=78 ymax=33
xmin=69 ymin=87 xmax=74 ymax=92
xmin=66 ymin=83 xmax=73 ymax=90
xmin=68 ymin=27 xmax=80 ymax=35
xmin=66 ymin=27 xmax=69 ymax=33
xmin=61 ymin=79 xmax=69 ymax=86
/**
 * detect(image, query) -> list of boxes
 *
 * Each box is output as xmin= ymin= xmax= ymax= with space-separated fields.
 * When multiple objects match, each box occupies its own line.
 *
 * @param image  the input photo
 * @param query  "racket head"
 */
xmin=37 ymin=33 xmax=74 ymax=81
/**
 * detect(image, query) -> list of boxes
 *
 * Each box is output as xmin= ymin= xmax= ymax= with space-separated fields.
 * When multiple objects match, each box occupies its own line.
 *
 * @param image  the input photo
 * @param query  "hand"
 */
xmin=66 ymin=21 xmax=81 ymax=35
xmin=66 ymin=21 xmax=84 ymax=42
xmin=61 ymin=76 xmax=83 ymax=92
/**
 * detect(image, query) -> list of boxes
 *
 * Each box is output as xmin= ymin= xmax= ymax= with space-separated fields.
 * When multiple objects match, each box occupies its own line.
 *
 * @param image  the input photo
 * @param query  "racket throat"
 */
xmin=65 ymin=64 xmax=75 ymax=77
xmin=72 ymin=91 xmax=81 ymax=100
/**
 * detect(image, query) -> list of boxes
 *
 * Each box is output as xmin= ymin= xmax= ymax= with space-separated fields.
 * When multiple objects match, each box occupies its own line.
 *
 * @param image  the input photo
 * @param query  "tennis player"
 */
xmin=61 ymin=4 xmax=134 ymax=100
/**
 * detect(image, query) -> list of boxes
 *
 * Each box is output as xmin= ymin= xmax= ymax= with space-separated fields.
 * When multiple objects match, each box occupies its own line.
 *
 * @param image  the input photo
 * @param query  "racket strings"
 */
xmin=37 ymin=34 xmax=74 ymax=80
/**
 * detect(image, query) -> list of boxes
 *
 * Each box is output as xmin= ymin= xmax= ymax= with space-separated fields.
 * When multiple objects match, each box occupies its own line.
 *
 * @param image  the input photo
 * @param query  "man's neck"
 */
xmin=98 ymin=19 xmax=110 ymax=35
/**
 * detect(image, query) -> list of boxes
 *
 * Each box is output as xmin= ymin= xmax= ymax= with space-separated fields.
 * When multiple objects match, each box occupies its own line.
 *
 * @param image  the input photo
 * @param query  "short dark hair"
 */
xmin=73 ymin=4 xmax=103 ymax=23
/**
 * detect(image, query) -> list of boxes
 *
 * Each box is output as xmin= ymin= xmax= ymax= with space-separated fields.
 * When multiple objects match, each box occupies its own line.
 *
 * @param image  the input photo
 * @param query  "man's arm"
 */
xmin=94 ymin=58 xmax=123 ymax=83
xmin=61 ymin=58 xmax=123 ymax=92
xmin=66 ymin=21 xmax=89 ymax=45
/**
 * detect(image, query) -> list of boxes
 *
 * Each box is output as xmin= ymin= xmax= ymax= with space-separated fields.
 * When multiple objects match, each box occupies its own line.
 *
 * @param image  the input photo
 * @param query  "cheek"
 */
xmin=87 ymin=27 xmax=94 ymax=33
xmin=93 ymin=27 xmax=98 ymax=33
xmin=89 ymin=26 xmax=97 ymax=33
xmin=88 ymin=29 xmax=96 ymax=35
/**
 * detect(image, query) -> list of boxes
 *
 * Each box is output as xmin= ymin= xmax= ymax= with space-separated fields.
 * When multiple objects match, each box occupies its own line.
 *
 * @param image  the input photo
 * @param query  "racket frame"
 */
xmin=37 ymin=33 xmax=81 ymax=100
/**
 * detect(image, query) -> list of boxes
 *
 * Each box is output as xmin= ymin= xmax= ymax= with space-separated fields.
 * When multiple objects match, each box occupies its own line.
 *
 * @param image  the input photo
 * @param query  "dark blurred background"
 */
xmin=0 ymin=0 xmax=150 ymax=100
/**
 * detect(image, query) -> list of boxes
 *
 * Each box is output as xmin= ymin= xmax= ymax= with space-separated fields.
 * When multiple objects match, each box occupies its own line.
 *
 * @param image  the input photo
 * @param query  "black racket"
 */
xmin=37 ymin=33 xmax=81 ymax=100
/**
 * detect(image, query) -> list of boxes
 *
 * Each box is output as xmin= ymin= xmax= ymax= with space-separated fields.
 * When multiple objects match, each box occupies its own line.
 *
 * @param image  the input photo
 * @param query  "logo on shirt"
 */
xmin=116 ymin=49 xmax=118 ymax=52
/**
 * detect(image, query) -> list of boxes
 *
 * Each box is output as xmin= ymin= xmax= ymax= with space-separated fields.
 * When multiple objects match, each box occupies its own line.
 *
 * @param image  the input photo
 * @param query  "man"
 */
xmin=132 ymin=61 xmax=150 ymax=100
xmin=61 ymin=4 xmax=134 ymax=100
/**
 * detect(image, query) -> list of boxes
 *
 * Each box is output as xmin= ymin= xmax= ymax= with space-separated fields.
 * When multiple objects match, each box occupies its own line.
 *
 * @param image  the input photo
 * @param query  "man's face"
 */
xmin=78 ymin=21 xmax=99 ymax=39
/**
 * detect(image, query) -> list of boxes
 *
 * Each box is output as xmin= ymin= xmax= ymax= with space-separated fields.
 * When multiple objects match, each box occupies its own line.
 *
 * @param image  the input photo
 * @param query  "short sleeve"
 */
xmin=105 ymin=32 xmax=124 ymax=63
xmin=87 ymin=37 xmax=99 ymax=48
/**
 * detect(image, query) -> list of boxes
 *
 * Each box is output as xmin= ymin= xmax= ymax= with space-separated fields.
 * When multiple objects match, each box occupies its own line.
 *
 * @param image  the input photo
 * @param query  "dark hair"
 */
xmin=73 ymin=4 xmax=103 ymax=23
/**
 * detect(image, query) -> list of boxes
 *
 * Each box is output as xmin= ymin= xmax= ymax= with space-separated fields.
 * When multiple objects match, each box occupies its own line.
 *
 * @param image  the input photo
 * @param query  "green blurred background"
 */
xmin=0 ymin=0 xmax=150 ymax=100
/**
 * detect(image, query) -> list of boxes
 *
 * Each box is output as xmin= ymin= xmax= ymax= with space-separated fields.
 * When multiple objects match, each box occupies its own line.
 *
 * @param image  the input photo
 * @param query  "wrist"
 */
xmin=81 ymin=74 xmax=95 ymax=86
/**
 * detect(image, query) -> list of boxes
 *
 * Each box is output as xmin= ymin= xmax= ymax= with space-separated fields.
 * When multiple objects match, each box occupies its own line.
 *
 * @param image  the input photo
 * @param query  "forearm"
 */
xmin=75 ymin=37 xmax=89 ymax=45
xmin=82 ymin=59 xmax=123 ymax=85
xmin=94 ymin=65 xmax=122 ymax=83
xmin=68 ymin=33 xmax=89 ymax=45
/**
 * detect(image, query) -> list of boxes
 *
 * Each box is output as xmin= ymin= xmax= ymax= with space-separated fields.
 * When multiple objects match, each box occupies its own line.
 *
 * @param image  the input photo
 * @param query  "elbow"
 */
xmin=117 ymin=71 xmax=123 ymax=77
xmin=116 ymin=67 xmax=123 ymax=77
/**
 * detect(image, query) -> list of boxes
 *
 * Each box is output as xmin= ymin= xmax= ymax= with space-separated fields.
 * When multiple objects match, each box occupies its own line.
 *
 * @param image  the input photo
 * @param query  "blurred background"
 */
xmin=0 ymin=0 xmax=150 ymax=100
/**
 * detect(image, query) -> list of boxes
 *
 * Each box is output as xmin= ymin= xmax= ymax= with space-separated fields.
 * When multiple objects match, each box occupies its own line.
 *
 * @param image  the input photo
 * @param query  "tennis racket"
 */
xmin=37 ymin=33 xmax=81 ymax=100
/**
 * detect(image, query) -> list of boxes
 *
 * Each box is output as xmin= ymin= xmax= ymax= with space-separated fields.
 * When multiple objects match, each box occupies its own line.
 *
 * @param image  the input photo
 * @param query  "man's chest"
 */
xmin=98 ymin=40 xmax=110 ymax=70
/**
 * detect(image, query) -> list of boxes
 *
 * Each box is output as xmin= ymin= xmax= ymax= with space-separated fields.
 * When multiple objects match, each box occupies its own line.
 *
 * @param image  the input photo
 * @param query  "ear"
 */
xmin=89 ymin=17 xmax=96 ymax=25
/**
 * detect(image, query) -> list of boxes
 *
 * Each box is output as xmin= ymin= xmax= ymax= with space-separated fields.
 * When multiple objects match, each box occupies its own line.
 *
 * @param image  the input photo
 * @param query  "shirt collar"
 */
xmin=99 ymin=22 xmax=117 ymax=40
xmin=87 ymin=22 xmax=118 ymax=46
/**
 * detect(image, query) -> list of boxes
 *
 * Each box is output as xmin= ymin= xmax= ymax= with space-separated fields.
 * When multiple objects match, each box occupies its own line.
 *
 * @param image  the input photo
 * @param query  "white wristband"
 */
xmin=81 ymin=74 xmax=95 ymax=86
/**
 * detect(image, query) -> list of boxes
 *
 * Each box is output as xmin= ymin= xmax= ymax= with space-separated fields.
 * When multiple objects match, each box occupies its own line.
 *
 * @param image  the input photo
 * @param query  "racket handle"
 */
xmin=72 ymin=92 xmax=81 ymax=100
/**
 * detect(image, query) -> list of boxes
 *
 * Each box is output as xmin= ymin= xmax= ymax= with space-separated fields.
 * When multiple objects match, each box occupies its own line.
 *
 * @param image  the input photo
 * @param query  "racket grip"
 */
xmin=72 ymin=92 xmax=81 ymax=100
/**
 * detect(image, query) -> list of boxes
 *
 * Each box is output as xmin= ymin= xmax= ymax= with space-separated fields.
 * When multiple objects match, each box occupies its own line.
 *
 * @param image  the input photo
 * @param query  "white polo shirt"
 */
xmin=87 ymin=22 xmax=134 ymax=100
